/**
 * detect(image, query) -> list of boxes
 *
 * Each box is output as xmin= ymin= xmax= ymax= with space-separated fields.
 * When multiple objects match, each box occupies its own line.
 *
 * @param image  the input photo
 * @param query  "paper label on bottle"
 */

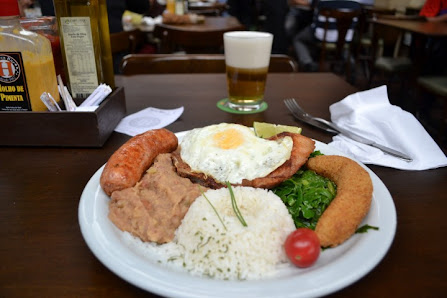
xmin=175 ymin=1 xmax=184 ymax=15
xmin=60 ymin=17 xmax=99 ymax=98
xmin=0 ymin=53 xmax=32 ymax=111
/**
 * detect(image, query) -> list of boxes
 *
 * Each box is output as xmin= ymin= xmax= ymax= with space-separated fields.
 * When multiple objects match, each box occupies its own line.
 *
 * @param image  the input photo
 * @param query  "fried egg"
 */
xmin=180 ymin=123 xmax=293 ymax=184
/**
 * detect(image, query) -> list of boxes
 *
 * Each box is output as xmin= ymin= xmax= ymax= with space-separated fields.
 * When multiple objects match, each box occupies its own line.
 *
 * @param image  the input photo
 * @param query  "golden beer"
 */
xmin=226 ymin=65 xmax=268 ymax=108
xmin=224 ymin=31 xmax=273 ymax=111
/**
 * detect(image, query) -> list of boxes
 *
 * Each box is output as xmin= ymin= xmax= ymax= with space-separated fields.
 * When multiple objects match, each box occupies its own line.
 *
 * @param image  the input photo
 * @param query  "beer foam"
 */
xmin=224 ymin=31 xmax=273 ymax=69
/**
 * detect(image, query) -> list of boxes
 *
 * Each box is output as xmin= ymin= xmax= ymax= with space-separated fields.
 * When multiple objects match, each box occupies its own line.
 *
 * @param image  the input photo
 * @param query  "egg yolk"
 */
xmin=213 ymin=128 xmax=244 ymax=149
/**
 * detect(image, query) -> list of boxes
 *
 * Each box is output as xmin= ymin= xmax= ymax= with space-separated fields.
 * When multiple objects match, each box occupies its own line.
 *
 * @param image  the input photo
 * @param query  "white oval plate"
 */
xmin=79 ymin=131 xmax=396 ymax=298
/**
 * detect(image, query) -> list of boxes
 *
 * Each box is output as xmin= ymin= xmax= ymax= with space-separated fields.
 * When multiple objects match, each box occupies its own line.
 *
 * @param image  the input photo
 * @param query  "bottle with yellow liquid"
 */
xmin=166 ymin=0 xmax=176 ymax=14
xmin=0 ymin=0 xmax=60 ymax=112
xmin=53 ymin=0 xmax=115 ymax=99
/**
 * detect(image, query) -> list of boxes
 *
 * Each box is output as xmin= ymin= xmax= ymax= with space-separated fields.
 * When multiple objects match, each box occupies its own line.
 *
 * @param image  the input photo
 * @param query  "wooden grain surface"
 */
xmin=1 ymin=73 xmax=446 ymax=297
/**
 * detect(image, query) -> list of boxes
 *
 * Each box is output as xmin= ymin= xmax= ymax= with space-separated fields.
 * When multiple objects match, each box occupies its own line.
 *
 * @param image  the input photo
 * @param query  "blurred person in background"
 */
xmin=106 ymin=0 xmax=150 ymax=33
xmin=292 ymin=0 xmax=361 ymax=72
xmin=263 ymin=0 xmax=289 ymax=54
xmin=227 ymin=0 xmax=253 ymax=29
xmin=147 ymin=0 xmax=164 ymax=18
xmin=285 ymin=0 xmax=315 ymax=47
xmin=37 ymin=0 xmax=53 ymax=16
xmin=417 ymin=0 xmax=447 ymax=75
xmin=419 ymin=0 xmax=447 ymax=22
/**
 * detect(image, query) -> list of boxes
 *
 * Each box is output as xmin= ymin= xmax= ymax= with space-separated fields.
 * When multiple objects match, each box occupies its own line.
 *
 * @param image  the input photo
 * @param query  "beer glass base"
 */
xmin=217 ymin=98 xmax=268 ymax=114
xmin=228 ymin=102 xmax=261 ymax=112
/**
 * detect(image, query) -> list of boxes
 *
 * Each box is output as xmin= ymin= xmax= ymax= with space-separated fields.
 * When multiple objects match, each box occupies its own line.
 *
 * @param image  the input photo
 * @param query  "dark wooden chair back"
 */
xmin=318 ymin=8 xmax=361 ymax=78
xmin=120 ymin=54 xmax=298 ymax=75
xmin=110 ymin=29 xmax=146 ymax=54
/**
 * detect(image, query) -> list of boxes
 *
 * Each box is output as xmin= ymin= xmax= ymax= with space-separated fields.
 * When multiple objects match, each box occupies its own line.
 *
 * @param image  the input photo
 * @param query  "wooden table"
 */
xmin=188 ymin=1 xmax=228 ymax=16
xmin=372 ymin=17 xmax=447 ymax=76
xmin=1 ymin=73 xmax=446 ymax=297
xmin=154 ymin=16 xmax=244 ymax=53
xmin=373 ymin=17 xmax=447 ymax=37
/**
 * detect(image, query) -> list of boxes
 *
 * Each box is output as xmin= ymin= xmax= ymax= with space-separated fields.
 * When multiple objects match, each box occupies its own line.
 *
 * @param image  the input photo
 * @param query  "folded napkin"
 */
xmin=328 ymin=86 xmax=447 ymax=170
xmin=114 ymin=106 xmax=184 ymax=137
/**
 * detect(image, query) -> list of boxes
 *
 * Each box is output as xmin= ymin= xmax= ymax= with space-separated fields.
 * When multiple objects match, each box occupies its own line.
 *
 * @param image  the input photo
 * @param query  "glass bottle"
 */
xmin=53 ymin=0 xmax=115 ymax=99
xmin=20 ymin=16 xmax=65 ymax=83
xmin=0 ymin=0 xmax=60 ymax=111
xmin=166 ymin=0 xmax=176 ymax=14
xmin=175 ymin=0 xmax=185 ymax=15
xmin=174 ymin=0 xmax=188 ymax=15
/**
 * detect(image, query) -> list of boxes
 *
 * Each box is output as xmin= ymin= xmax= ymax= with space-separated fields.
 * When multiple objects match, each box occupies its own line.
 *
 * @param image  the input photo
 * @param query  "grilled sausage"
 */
xmin=100 ymin=129 xmax=178 ymax=196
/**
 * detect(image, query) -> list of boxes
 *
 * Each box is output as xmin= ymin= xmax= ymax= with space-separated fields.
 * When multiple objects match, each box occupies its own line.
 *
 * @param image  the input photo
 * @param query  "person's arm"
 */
xmin=426 ymin=14 xmax=447 ymax=22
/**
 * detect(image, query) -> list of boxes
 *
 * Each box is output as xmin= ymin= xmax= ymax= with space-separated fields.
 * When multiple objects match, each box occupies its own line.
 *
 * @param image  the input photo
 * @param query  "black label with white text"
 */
xmin=0 ymin=52 xmax=31 ymax=111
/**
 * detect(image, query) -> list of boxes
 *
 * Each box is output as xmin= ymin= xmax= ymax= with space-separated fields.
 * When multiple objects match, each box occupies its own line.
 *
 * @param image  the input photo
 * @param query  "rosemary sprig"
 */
xmin=226 ymin=182 xmax=247 ymax=227
xmin=199 ymin=186 xmax=227 ymax=230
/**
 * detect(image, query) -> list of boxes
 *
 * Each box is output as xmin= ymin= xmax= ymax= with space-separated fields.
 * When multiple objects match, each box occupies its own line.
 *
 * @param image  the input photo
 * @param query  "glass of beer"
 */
xmin=224 ymin=31 xmax=273 ymax=112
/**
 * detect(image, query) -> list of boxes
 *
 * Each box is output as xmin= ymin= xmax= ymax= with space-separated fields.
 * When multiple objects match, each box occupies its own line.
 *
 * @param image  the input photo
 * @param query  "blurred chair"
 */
xmin=356 ymin=6 xmax=397 ymax=80
xmin=416 ymin=76 xmax=447 ymax=141
xmin=316 ymin=2 xmax=362 ymax=82
xmin=368 ymin=17 xmax=413 ymax=88
xmin=110 ymin=29 xmax=146 ymax=73
xmin=110 ymin=29 xmax=146 ymax=55
xmin=120 ymin=54 xmax=298 ymax=75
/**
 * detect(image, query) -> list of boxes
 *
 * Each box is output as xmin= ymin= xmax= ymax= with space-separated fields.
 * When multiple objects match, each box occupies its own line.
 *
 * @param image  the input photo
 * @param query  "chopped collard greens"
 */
xmin=356 ymin=224 xmax=379 ymax=233
xmin=273 ymin=151 xmax=336 ymax=230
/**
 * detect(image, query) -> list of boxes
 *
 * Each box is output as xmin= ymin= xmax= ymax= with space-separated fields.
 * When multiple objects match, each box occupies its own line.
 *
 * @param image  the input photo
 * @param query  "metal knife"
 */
xmin=318 ymin=120 xmax=413 ymax=162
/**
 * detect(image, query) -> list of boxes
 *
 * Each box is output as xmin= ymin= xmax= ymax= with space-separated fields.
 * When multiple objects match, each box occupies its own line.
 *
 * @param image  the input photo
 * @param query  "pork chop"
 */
xmin=172 ymin=132 xmax=315 ymax=189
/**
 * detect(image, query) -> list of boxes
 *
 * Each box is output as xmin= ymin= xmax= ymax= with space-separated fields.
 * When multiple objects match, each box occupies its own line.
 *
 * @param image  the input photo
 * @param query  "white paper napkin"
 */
xmin=114 ymin=107 xmax=184 ymax=137
xmin=328 ymin=85 xmax=447 ymax=170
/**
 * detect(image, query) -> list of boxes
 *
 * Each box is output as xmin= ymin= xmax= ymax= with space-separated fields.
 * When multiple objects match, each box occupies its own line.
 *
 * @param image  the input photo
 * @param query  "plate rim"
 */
xmin=78 ymin=130 xmax=397 ymax=298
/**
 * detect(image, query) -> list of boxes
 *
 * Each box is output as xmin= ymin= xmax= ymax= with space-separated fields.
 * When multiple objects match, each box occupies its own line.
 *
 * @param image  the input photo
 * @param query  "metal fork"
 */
xmin=284 ymin=98 xmax=413 ymax=161
xmin=284 ymin=98 xmax=338 ymax=133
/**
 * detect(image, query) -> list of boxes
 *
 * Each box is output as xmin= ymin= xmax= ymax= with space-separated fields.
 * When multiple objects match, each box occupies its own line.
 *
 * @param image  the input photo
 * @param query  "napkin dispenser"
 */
xmin=0 ymin=87 xmax=126 ymax=147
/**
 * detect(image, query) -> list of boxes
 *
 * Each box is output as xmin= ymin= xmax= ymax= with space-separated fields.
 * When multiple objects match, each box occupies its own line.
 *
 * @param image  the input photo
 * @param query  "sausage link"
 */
xmin=100 ymin=129 xmax=178 ymax=196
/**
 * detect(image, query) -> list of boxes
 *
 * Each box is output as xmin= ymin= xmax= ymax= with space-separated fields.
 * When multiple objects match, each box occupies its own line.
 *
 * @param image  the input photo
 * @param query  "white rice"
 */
xmin=122 ymin=186 xmax=295 ymax=280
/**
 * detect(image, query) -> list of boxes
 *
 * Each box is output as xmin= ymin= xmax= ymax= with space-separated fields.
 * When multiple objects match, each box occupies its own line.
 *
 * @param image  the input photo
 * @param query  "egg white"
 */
xmin=180 ymin=123 xmax=293 ymax=184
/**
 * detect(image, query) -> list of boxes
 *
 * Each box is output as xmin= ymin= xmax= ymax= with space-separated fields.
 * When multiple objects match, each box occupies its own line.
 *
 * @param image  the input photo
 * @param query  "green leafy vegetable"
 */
xmin=273 ymin=169 xmax=337 ymax=230
xmin=356 ymin=225 xmax=379 ymax=233
xmin=310 ymin=150 xmax=324 ymax=158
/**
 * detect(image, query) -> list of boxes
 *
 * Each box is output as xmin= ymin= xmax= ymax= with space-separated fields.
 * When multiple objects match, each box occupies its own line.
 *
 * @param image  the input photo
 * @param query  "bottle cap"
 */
xmin=0 ymin=0 xmax=20 ymax=17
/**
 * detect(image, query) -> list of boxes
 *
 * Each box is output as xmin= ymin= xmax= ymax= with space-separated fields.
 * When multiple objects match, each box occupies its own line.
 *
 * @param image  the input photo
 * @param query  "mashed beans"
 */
xmin=123 ymin=186 xmax=295 ymax=280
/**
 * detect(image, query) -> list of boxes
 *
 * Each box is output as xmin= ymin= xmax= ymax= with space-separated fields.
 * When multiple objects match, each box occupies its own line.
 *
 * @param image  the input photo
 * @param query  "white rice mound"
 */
xmin=122 ymin=186 xmax=296 ymax=280
xmin=173 ymin=186 xmax=295 ymax=280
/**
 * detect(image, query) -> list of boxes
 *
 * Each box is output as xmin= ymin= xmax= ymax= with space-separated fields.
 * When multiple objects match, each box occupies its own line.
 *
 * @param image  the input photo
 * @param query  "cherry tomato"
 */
xmin=284 ymin=228 xmax=320 ymax=268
